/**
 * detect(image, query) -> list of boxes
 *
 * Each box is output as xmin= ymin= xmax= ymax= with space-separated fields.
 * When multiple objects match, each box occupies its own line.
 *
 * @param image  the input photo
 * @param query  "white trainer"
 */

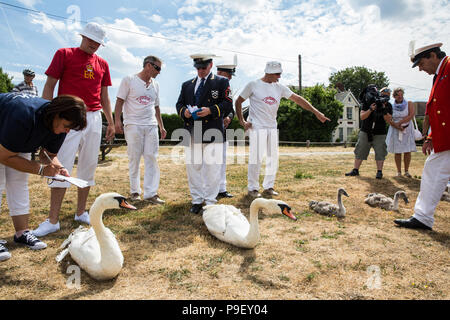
xmin=74 ymin=211 xmax=90 ymax=225
xmin=32 ymin=219 xmax=60 ymax=237
xmin=0 ymin=240 xmax=11 ymax=262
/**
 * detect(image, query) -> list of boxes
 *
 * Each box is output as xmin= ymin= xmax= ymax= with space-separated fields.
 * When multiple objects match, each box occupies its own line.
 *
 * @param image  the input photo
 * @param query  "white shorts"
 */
xmin=0 ymin=153 xmax=31 ymax=216
xmin=49 ymin=110 xmax=102 ymax=188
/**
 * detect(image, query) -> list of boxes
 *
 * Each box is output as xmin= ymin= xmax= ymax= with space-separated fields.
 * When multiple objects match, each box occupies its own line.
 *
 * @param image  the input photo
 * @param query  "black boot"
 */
xmin=345 ymin=168 xmax=359 ymax=176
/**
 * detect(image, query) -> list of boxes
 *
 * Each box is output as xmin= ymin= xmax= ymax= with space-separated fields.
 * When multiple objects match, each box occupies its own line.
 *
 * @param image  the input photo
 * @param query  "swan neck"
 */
xmin=393 ymin=193 xmax=400 ymax=210
xmin=245 ymin=199 xmax=264 ymax=246
xmin=89 ymin=198 xmax=107 ymax=237
xmin=337 ymin=192 xmax=345 ymax=215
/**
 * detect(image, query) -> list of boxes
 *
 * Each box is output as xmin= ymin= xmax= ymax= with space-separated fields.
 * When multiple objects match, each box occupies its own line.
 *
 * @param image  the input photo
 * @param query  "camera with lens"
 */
xmin=359 ymin=84 xmax=390 ymax=111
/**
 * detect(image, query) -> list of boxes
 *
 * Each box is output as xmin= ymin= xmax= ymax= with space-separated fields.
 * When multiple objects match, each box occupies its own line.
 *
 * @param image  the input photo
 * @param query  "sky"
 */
xmin=1 ymin=0 xmax=449 ymax=114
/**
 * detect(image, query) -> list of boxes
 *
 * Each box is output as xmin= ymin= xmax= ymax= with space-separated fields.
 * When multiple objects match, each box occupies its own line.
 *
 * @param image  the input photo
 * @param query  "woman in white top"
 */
xmin=385 ymin=87 xmax=417 ymax=177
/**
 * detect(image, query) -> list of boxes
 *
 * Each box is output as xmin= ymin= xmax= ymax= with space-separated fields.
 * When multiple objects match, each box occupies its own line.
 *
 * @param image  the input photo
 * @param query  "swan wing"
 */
xmin=68 ymin=228 xmax=101 ymax=268
xmin=203 ymin=204 xmax=250 ymax=243
xmin=202 ymin=204 xmax=241 ymax=234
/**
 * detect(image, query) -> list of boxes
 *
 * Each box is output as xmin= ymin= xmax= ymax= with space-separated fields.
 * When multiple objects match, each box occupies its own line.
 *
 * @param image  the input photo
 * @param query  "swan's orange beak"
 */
xmin=282 ymin=206 xmax=297 ymax=221
xmin=120 ymin=199 xmax=136 ymax=210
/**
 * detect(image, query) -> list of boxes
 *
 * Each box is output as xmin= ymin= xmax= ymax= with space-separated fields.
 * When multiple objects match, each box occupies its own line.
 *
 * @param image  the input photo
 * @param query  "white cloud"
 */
xmin=147 ymin=14 xmax=164 ymax=23
xmin=177 ymin=6 xmax=202 ymax=15
xmin=117 ymin=7 xmax=138 ymax=14
xmin=16 ymin=0 xmax=41 ymax=8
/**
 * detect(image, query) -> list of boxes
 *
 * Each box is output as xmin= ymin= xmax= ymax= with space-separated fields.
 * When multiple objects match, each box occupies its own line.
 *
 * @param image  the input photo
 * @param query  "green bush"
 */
xmin=0 ymin=67 xmax=14 ymax=93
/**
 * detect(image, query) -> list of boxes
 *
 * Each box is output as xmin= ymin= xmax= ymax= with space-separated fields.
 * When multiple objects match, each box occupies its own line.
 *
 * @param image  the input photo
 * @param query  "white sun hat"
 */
xmin=79 ymin=22 xmax=106 ymax=45
xmin=264 ymin=61 xmax=282 ymax=74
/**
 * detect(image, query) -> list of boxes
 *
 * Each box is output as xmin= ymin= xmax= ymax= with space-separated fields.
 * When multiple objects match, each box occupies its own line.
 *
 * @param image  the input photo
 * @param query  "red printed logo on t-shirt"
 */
xmin=136 ymin=96 xmax=152 ymax=105
xmin=263 ymin=96 xmax=277 ymax=105
xmin=84 ymin=64 xmax=95 ymax=80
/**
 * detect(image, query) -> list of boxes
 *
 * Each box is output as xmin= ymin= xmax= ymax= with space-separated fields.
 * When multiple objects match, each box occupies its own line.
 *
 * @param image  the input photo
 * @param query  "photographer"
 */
xmin=345 ymin=85 xmax=393 ymax=179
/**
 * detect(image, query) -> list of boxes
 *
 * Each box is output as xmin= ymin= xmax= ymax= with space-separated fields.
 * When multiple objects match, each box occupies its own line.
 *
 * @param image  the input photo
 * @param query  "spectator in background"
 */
xmin=385 ymin=87 xmax=417 ymax=177
xmin=114 ymin=55 xmax=166 ymax=204
xmin=11 ymin=69 xmax=38 ymax=96
xmin=0 ymin=93 xmax=87 ymax=261
xmin=33 ymin=22 xmax=115 ymax=237
xmin=345 ymin=85 xmax=392 ymax=179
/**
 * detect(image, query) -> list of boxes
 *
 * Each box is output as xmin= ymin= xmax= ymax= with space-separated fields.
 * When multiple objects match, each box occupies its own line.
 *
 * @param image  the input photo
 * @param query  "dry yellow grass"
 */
xmin=0 ymin=145 xmax=449 ymax=300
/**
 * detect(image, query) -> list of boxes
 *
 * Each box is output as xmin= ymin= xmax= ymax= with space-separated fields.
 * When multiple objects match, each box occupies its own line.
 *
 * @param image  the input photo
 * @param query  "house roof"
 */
xmin=335 ymin=90 xmax=360 ymax=106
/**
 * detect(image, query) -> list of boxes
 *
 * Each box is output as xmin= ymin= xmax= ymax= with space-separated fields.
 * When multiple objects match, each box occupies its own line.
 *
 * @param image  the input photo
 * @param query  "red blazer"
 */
xmin=426 ymin=56 xmax=450 ymax=153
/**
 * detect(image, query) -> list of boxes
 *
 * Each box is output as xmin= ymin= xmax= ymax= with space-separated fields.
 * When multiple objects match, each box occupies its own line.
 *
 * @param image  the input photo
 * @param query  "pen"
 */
xmin=42 ymin=150 xmax=53 ymax=163
xmin=42 ymin=150 xmax=64 ymax=170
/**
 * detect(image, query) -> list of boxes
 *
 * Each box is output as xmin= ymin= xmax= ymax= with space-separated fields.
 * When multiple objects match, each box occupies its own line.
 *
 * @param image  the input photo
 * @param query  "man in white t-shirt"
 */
xmin=236 ymin=61 xmax=330 ymax=197
xmin=114 ymin=55 xmax=167 ymax=204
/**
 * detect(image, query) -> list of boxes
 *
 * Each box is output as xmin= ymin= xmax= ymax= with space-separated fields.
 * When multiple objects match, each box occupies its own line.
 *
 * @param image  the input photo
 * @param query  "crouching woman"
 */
xmin=0 ymin=93 xmax=86 ymax=261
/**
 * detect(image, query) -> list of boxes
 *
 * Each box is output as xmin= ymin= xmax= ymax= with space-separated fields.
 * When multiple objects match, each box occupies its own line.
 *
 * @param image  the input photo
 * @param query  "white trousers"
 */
xmin=413 ymin=150 xmax=450 ymax=228
xmin=185 ymin=142 xmax=222 ymax=205
xmin=219 ymin=141 xmax=228 ymax=193
xmin=49 ymin=110 xmax=102 ymax=188
xmin=0 ymin=153 xmax=30 ymax=216
xmin=247 ymin=127 xmax=279 ymax=191
xmin=124 ymin=124 xmax=160 ymax=198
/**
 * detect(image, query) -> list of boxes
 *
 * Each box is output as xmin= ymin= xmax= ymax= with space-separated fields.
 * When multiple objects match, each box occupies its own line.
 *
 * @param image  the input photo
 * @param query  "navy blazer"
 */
xmin=176 ymin=73 xmax=233 ymax=143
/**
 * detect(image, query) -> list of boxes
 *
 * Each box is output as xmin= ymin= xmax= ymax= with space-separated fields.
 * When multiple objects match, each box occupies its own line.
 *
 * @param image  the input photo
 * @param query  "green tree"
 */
xmin=329 ymin=66 xmax=389 ymax=101
xmin=0 ymin=67 xmax=14 ymax=93
xmin=277 ymin=85 xmax=343 ymax=142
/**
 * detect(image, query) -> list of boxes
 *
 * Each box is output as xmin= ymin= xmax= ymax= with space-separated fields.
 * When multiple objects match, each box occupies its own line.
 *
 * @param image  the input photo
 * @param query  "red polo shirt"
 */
xmin=45 ymin=47 xmax=112 ymax=111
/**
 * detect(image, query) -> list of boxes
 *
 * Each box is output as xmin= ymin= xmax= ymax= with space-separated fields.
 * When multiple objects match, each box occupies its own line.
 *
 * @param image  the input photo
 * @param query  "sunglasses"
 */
xmin=195 ymin=66 xmax=208 ymax=70
xmin=149 ymin=62 xmax=161 ymax=72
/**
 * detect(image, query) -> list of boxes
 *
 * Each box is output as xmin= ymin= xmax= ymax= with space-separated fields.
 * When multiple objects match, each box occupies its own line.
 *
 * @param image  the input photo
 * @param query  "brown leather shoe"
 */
xmin=263 ymin=188 xmax=279 ymax=196
xmin=145 ymin=195 xmax=165 ymax=205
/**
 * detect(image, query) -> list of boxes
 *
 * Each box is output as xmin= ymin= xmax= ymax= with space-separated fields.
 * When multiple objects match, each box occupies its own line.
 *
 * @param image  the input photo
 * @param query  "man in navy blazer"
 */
xmin=176 ymin=54 xmax=233 ymax=214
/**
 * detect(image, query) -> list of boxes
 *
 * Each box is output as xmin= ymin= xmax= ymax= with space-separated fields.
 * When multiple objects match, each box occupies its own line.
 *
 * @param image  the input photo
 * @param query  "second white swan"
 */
xmin=202 ymin=198 xmax=296 ymax=249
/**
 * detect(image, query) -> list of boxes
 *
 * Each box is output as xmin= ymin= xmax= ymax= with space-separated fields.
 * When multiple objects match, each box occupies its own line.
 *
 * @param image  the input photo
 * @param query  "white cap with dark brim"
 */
xmin=216 ymin=64 xmax=237 ymax=75
xmin=190 ymin=54 xmax=218 ymax=68
xmin=410 ymin=42 xmax=443 ymax=68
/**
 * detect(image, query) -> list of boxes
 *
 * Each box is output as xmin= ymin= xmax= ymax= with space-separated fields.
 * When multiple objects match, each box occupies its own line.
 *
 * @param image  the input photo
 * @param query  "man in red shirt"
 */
xmin=33 ymin=22 xmax=115 ymax=237
xmin=395 ymin=42 xmax=450 ymax=231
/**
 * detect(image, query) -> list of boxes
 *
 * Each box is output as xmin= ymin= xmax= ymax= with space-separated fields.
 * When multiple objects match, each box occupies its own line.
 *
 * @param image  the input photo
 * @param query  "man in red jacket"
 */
xmin=395 ymin=42 xmax=450 ymax=230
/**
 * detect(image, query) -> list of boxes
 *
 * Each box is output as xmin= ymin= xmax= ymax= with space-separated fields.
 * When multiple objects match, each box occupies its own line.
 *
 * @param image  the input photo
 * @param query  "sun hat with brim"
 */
xmin=264 ymin=61 xmax=282 ymax=74
xmin=411 ymin=43 xmax=443 ymax=68
xmin=79 ymin=22 xmax=106 ymax=45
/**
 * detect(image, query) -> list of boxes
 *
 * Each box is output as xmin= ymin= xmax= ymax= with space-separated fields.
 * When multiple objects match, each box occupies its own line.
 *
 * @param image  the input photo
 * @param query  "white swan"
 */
xmin=309 ymin=188 xmax=349 ymax=217
xmin=56 ymin=193 xmax=136 ymax=281
xmin=364 ymin=190 xmax=409 ymax=211
xmin=202 ymin=198 xmax=296 ymax=249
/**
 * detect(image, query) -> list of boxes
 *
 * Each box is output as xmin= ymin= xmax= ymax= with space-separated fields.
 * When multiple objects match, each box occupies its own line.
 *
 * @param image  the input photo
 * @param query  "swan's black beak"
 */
xmin=115 ymin=196 xmax=137 ymax=210
xmin=403 ymin=196 xmax=409 ymax=204
xmin=278 ymin=204 xmax=297 ymax=221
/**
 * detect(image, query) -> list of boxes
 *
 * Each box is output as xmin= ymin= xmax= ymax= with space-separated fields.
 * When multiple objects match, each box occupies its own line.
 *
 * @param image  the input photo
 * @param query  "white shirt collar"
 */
xmin=436 ymin=57 xmax=446 ymax=75
xmin=197 ymin=72 xmax=211 ymax=82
